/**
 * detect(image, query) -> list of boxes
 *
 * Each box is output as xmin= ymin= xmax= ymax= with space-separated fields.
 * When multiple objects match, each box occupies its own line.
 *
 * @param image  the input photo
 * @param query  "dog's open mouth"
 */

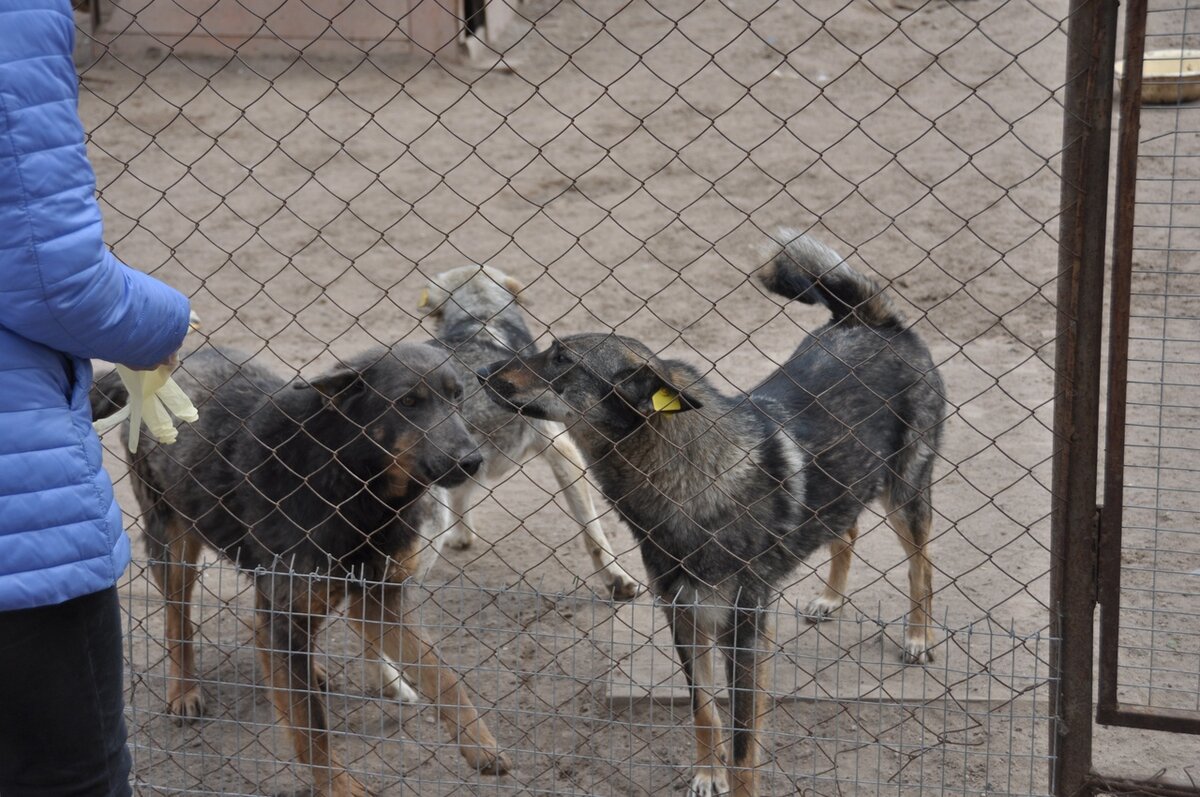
xmin=476 ymin=372 xmax=531 ymax=413
xmin=485 ymin=389 xmax=553 ymax=421
xmin=476 ymin=361 xmax=564 ymax=422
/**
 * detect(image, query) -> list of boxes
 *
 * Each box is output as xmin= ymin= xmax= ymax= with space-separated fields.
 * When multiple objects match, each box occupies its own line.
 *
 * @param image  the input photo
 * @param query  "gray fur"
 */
xmin=413 ymin=264 xmax=639 ymax=600
xmin=477 ymin=233 xmax=946 ymax=792
xmin=759 ymin=229 xmax=897 ymax=327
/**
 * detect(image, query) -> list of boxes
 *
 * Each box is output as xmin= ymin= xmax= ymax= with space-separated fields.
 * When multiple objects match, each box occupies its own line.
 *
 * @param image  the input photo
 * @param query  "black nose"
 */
xmin=458 ymin=451 xmax=483 ymax=477
xmin=475 ymin=363 xmax=499 ymax=383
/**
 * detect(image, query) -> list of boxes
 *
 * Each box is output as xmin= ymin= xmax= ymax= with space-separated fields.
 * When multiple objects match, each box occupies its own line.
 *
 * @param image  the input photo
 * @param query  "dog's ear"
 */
xmin=416 ymin=285 xmax=449 ymax=317
xmin=612 ymin=363 xmax=702 ymax=417
xmin=502 ymin=274 xmax=526 ymax=305
xmin=298 ymin=368 xmax=365 ymax=405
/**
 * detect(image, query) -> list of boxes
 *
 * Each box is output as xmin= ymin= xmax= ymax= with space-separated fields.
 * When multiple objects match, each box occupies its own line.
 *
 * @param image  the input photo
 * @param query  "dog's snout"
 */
xmin=476 ymin=362 xmax=502 ymax=385
xmin=430 ymin=442 xmax=481 ymax=488
xmin=459 ymin=451 xmax=483 ymax=477
xmin=477 ymin=359 xmax=531 ymax=396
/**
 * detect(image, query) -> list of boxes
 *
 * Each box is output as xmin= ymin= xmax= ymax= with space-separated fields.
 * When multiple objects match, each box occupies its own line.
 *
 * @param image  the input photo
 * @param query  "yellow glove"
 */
xmin=92 ymin=314 xmax=201 ymax=453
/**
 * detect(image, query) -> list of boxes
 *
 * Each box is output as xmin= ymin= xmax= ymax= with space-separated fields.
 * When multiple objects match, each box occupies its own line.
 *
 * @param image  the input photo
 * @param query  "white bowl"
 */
xmin=1116 ymin=48 xmax=1200 ymax=104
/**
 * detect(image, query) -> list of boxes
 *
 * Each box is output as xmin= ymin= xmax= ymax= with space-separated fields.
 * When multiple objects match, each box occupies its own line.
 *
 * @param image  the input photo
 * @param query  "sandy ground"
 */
xmin=74 ymin=0 xmax=1198 ymax=793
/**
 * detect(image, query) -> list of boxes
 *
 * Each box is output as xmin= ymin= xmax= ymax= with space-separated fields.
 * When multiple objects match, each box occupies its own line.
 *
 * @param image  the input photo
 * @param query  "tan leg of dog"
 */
xmin=891 ymin=515 xmax=935 ymax=664
xmin=539 ymin=429 xmax=639 ymax=600
xmin=726 ymin=610 xmax=771 ymax=797
xmin=669 ymin=607 xmax=728 ymax=797
xmin=727 ymin=653 xmax=768 ymax=797
xmin=803 ymin=525 xmax=858 ymax=623
xmin=149 ymin=524 xmax=205 ymax=719
xmin=254 ymin=579 xmax=365 ymax=797
xmin=346 ymin=576 xmax=510 ymax=776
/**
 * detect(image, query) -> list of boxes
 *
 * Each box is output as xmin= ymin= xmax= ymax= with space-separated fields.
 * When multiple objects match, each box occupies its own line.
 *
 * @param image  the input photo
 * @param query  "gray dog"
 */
xmin=413 ymin=264 xmax=639 ymax=600
xmin=477 ymin=233 xmax=946 ymax=797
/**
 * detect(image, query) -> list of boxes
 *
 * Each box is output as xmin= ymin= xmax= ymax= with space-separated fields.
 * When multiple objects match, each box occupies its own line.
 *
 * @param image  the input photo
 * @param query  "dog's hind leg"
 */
xmin=147 ymin=519 xmax=206 ymax=719
xmin=885 ymin=472 xmax=936 ymax=664
xmin=723 ymin=607 xmax=771 ymax=797
xmin=668 ymin=606 xmax=729 ymax=797
xmin=890 ymin=504 xmax=935 ymax=665
xmin=884 ymin=432 xmax=939 ymax=664
xmin=803 ymin=525 xmax=858 ymax=624
xmin=346 ymin=578 xmax=511 ymax=776
xmin=254 ymin=576 xmax=363 ymax=797
xmin=537 ymin=428 xmax=639 ymax=600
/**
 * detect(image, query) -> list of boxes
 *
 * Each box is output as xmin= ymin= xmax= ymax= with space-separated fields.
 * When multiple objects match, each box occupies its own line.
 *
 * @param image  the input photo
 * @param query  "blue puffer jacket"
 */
xmin=0 ymin=0 xmax=191 ymax=611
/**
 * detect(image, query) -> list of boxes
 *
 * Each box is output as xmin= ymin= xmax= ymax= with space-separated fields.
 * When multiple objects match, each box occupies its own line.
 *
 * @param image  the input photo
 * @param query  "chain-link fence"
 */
xmin=69 ymin=0 xmax=1194 ymax=794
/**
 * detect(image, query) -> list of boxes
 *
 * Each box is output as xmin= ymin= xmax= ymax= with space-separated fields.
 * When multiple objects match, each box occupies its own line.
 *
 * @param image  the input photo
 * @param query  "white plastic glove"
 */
xmin=93 ymin=313 xmax=201 ymax=453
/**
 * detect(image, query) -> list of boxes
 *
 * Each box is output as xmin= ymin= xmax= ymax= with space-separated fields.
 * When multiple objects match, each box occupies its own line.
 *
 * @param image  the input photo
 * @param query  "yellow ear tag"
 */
xmin=652 ymin=387 xmax=682 ymax=413
xmin=417 ymin=289 xmax=430 ymax=309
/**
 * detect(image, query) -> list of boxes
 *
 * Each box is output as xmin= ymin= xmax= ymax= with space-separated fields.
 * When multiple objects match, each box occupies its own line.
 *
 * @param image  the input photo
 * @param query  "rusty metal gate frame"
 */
xmin=1050 ymin=0 xmax=1116 ymax=793
xmin=1098 ymin=0 xmax=1200 ymax=741
xmin=1053 ymin=0 xmax=1200 ymax=795
xmin=1096 ymin=0 xmax=1200 ymax=741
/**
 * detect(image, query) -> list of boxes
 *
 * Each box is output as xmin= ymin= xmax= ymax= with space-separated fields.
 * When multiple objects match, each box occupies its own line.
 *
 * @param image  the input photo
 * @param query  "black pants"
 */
xmin=0 ymin=586 xmax=132 ymax=797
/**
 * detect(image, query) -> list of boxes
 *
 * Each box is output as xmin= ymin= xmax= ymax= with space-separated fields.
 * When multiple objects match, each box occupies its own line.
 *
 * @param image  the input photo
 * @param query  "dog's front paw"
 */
xmin=167 ymin=683 xmax=205 ymax=721
xmin=802 ymin=595 xmax=843 ymax=624
xmin=687 ymin=769 xmax=730 ymax=797
xmin=472 ymin=749 xmax=512 ymax=776
xmin=902 ymin=638 xmax=934 ymax=665
xmin=446 ymin=527 xmax=476 ymax=550
xmin=380 ymin=675 xmax=421 ymax=703
xmin=605 ymin=571 xmax=641 ymax=601
xmin=367 ymin=656 xmax=421 ymax=703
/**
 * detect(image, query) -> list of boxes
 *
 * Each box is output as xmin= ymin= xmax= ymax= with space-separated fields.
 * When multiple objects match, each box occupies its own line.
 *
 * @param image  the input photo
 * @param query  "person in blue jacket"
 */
xmin=0 ymin=2 xmax=192 ymax=794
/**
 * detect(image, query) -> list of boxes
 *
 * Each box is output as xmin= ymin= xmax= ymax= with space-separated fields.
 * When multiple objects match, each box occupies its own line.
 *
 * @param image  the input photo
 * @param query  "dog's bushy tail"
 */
xmin=758 ymin=230 xmax=901 ymax=328
xmin=90 ymin=369 xmax=128 ymax=420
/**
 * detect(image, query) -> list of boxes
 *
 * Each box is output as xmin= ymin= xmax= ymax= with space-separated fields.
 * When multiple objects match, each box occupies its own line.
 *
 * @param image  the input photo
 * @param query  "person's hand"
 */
xmin=123 ymin=352 xmax=178 ymax=372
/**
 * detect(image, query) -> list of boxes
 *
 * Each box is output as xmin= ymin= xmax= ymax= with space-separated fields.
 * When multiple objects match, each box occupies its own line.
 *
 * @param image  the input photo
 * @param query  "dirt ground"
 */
xmin=76 ymin=0 xmax=1198 ymax=793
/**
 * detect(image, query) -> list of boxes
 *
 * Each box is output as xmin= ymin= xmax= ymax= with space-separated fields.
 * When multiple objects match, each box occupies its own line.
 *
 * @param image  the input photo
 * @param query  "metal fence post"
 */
xmin=1051 ymin=0 xmax=1121 ymax=795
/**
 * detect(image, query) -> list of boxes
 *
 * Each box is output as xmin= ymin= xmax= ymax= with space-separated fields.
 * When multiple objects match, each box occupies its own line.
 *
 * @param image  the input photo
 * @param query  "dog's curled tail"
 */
xmin=90 ymin=369 xmax=129 ymax=421
xmin=758 ymin=230 xmax=901 ymax=328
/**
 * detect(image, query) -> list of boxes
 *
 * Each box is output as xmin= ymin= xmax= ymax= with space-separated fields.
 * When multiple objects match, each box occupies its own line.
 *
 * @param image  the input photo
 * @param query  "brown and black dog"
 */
xmin=92 ymin=343 xmax=510 ymax=797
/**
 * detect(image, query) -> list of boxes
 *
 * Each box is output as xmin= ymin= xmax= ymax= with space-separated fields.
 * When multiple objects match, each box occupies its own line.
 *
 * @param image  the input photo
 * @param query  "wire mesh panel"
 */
xmin=70 ymin=0 xmax=1090 ymax=792
xmin=1100 ymin=0 xmax=1200 ymax=736
xmin=122 ymin=563 xmax=1054 ymax=796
